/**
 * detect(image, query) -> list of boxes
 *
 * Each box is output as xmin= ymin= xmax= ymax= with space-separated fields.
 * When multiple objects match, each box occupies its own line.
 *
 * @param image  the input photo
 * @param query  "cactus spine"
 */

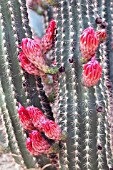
xmin=0 ymin=0 xmax=113 ymax=170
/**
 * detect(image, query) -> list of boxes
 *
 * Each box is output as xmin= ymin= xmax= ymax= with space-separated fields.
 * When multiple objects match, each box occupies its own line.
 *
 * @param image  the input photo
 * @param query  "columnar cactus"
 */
xmin=0 ymin=0 xmax=113 ymax=170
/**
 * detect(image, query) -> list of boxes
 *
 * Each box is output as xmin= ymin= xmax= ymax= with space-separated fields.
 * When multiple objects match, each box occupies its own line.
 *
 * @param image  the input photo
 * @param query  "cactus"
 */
xmin=0 ymin=0 xmax=113 ymax=170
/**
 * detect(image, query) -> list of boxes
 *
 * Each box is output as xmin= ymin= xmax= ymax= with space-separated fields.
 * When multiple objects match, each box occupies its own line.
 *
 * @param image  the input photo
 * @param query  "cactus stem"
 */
xmin=0 ymin=6 xmax=37 ymax=168
xmin=53 ymin=1 xmax=69 ymax=169
xmin=0 ymin=81 xmax=26 ymax=167
xmin=68 ymin=1 xmax=80 ymax=169
xmin=6 ymin=0 xmax=29 ymax=106
xmin=101 ymin=44 xmax=113 ymax=168
xmin=18 ymin=0 xmax=32 ymax=37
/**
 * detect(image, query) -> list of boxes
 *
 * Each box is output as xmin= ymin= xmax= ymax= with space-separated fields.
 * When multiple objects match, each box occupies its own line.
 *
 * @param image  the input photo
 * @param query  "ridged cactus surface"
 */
xmin=0 ymin=0 xmax=113 ymax=170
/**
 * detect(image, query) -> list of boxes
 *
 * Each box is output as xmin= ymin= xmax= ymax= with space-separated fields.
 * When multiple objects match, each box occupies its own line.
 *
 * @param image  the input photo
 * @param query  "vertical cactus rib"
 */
xmin=0 ymin=7 xmax=36 ymax=168
xmin=87 ymin=1 xmax=108 ymax=169
xmin=86 ymin=0 xmax=96 ymax=28
xmin=80 ymin=0 xmax=89 ymax=29
xmin=102 ymin=45 xmax=113 ymax=168
xmin=101 ymin=0 xmax=113 ymax=168
xmin=0 ymin=107 xmax=9 ymax=149
xmin=80 ymin=1 xmax=94 ymax=169
xmin=18 ymin=0 xmax=32 ymax=37
xmin=67 ymin=1 xmax=81 ymax=169
xmin=0 ymin=0 xmax=28 ymax=106
xmin=94 ymin=85 xmax=106 ymax=170
xmin=107 ymin=0 xmax=113 ymax=155
xmin=110 ymin=1 xmax=113 ymax=83
xmin=53 ymin=1 xmax=69 ymax=169
xmin=97 ymin=40 xmax=112 ymax=170
xmin=0 ymin=81 xmax=25 ymax=167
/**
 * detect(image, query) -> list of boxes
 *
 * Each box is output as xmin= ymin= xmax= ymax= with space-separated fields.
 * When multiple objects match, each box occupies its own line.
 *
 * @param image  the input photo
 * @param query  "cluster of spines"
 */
xmin=67 ymin=1 xmax=80 ymax=169
xmin=0 ymin=107 xmax=8 ymax=149
xmin=108 ymin=1 xmax=113 ymax=159
xmin=0 ymin=8 xmax=25 ymax=166
xmin=80 ymin=2 xmax=92 ymax=169
xmin=101 ymin=45 xmax=113 ymax=168
xmin=18 ymin=0 xmax=32 ymax=37
xmin=54 ymin=1 xmax=69 ymax=169
xmin=101 ymin=0 xmax=113 ymax=168
xmin=7 ymin=0 xmax=29 ymax=105
xmin=0 ymin=81 xmax=25 ymax=167
xmin=86 ymin=1 xmax=105 ymax=169
xmin=0 ymin=1 xmax=38 ymax=168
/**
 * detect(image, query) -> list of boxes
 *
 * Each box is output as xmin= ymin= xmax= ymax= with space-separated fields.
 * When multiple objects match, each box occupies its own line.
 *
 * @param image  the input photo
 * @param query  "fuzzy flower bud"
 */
xmin=26 ymin=106 xmax=47 ymax=131
xmin=41 ymin=20 xmax=56 ymax=54
xmin=20 ymin=38 xmax=48 ymax=73
xmin=96 ymin=29 xmax=107 ymax=43
xmin=20 ymin=38 xmax=58 ymax=74
xmin=26 ymin=137 xmax=39 ymax=155
xmin=18 ymin=52 xmax=39 ymax=75
xmin=42 ymin=120 xmax=62 ymax=141
xmin=18 ymin=103 xmax=34 ymax=130
xmin=82 ymin=57 xmax=102 ymax=87
xmin=29 ymin=130 xmax=51 ymax=155
xmin=80 ymin=27 xmax=99 ymax=63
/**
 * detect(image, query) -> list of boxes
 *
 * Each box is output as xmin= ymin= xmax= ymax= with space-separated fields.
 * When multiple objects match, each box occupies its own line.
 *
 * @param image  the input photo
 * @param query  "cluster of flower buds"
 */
xmin=18 ymin=104 xmax=62 ymax=155
xmin=18 ymin=20 xmax=58 ymax=75
xmin=80 ymin=18 xmax=107 ymax=87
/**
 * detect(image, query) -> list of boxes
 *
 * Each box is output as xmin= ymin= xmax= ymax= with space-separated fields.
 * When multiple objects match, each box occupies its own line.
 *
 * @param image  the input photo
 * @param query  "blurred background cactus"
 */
xmin=0 ymin=0 xmax=113 ymax=170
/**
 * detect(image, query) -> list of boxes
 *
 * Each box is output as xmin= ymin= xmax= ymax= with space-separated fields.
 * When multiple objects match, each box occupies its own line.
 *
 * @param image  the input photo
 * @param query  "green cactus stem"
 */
xmin=1 ymin=0 xmax=113 ymax=169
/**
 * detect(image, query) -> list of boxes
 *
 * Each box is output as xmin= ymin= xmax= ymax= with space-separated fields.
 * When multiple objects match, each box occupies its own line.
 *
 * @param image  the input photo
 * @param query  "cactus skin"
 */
xmin=0 ymin=0 xmax=113 ymax=170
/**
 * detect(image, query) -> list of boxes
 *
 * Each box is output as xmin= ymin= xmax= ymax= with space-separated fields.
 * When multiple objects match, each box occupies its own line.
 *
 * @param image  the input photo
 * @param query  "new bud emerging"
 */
xmin=80 ymin=27 xmax=99 ymax=63
xmin=20 ymin=38 xmax=49 ymax=73
xmin=41 ymin=20 xmax=56 ymax=54
xmin=96 ymin=29 xmax=107 ymax=43
xmin=82 ymin=57 xmax=102 ymax=87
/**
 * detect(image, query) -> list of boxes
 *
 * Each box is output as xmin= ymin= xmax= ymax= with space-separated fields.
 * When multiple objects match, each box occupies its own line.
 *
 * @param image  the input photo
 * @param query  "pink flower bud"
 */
xmin=82 ymin=57 xmax=102 ymax=87
xmin=29 ymin=130 xmax=51 ymax=155
xmin=26 ymin=137 xmax=39 ymax=156
xmin=26 ymin=106 xmax=47 ymax=131
xmin=42 ymin=120 xmax=62 ymax=141
xmin=17 ymin=103 xmax=34 ymax=130
xmin=20 ymin=38 xmax=54 ymax=74
xmin=96 ymin=29 xmax=107 ymax=43
xmin=80 ymin=27 xmax=99 ymax=62
xmin=18 ymin=52 xmax=39 ymax=75
xmin=41 ymin=20 xmax=56 ymax=54
xmin=20 ymin=38 xmax=42 ymax=58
